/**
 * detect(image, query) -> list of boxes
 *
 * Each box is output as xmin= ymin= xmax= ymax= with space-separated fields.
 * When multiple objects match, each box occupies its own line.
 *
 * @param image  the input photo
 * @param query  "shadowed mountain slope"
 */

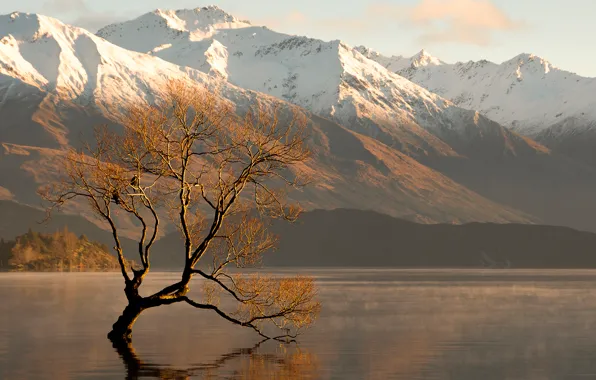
xmin=2 ymin=203 xmax=595 ymax=269
xmin=153 ymin=208 xmax=596 ymax=269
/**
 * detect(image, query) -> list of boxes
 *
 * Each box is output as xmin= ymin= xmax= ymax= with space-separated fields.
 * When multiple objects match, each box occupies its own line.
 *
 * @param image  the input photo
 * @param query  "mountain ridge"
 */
xmin=155 ymin=208 xmax=596 ymax=269
xmin=2 ymin=202 xmax=594 ymax=269
xmin=95 ymin=7 xmax=552 ymax=164
xmin=91 ymin=6 xmax=596 ymax=233
xmin=361 ymin=48 xmax=596 ymax=160
xmin=0 ymin=12 xmax=537 ymax=226
xmin=381 ymin=50 xmax=596 ymax=167
xmin=1 ymin=9 xmax=596 ymax=232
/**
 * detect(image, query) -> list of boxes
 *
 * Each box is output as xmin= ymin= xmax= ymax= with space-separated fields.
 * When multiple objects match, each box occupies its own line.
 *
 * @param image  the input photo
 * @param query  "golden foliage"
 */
xmin=232 ymin=274 xmax=321 ymax=332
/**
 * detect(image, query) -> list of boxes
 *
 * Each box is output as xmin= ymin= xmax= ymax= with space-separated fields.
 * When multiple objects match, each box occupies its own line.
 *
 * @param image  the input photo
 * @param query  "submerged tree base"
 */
xmin=107 ymin=303 xmax=144 ymax=344
xmin=107 ymin=330 xmax=133 ymax=344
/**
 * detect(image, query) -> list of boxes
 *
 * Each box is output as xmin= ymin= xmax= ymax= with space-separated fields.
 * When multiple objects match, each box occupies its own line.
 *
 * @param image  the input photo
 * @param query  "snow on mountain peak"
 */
xmin=354 ymin=46 xmax=387 ymax=60
xmin=354 ymin=46 xmax=409 ymax=72
xmin=156 ymin=6 xmax=251 ymax=31
xmin=410 ymin=49 xmax=443 ymax=68
xmin=413 ymin=49 xmax=430 ymax=58
xmin=0 ymin=10 xmax=567 ymax=226
xmin=0 ymin=11 xmax=103 ymax=93
xmin=96 ymin=6 xmax=252 ymax=54
xmin=504 ymin=52 xmax=554 ymax=75
xmin=356 ymin=46 xmax=443 ymax=72
xmin=388 ymin=50 xmax=596 ymax=136
xmin=0 ymin=10 xmax=241 ymax=110
xmin=0 ymin=12 xmax=67 ymax=40
xmin=94 ymin=10 xmax=465 ymax=154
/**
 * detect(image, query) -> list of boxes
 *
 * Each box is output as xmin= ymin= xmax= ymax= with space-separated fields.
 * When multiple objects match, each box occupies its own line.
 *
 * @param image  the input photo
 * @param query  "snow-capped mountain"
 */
xmin=97 ymin=6 xmax=546 ymax=162
xmin=94 ymin=6 xmax=596 ymax=233
xmin=355 ymin=46 xmax=444 ymax=72
xmin=0 ymin=11 xmax=226 ymax=149
xmin=362 ymin=49 xmax=596 ymax=138
xmin=361 ymin=48 xmax=596 ymax=167
xmin=0 ymin=11 xmax=537 ymax=227
xmin=0 ymin=12 xmax=249 ymax=115
xmin=3 ymin=9 xmax=596 ymax=233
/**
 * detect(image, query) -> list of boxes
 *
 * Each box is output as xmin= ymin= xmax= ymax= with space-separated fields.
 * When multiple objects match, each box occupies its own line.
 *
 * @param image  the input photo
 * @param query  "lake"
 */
xmin=2 ymin=269 xmax=596 ymax=379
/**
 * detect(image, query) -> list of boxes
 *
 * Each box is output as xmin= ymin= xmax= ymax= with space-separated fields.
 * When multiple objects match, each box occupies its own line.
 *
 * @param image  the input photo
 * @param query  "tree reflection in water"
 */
xmin=112 ymin=338 xmax=318 ymax=380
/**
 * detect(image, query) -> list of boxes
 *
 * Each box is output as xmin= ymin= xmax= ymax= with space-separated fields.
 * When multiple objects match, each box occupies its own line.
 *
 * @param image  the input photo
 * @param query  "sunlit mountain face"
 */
xmin=360 ymin=46 xmax=596 ymax=168
xmin=1 ymin=7 xmax=596 ymax=233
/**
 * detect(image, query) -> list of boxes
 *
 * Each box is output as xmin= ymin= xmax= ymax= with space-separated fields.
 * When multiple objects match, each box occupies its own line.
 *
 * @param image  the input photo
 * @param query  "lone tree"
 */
xmin=41 ymin=81 xmax=320 ymax=344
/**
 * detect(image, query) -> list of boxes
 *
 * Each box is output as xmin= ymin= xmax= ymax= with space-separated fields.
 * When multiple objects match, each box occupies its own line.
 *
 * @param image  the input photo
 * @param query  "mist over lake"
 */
xmin=2 ymin=269 xmax=596 ymax=379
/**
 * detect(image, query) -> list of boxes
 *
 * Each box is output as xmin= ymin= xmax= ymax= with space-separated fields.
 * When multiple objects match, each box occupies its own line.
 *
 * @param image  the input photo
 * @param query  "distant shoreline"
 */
xmin=0 ymin=268 xmax=123 ymax=273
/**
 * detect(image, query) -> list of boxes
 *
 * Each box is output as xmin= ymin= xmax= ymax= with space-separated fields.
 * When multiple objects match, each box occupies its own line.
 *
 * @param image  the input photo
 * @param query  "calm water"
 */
xmin=2 ymin=269 xmax=596 ymax=379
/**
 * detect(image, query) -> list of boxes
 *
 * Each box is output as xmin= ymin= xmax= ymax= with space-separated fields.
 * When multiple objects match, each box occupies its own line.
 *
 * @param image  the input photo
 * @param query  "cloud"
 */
xmin=250 ymin=1 xmax=521 ymax=47
xmin=370 ymin=0 xmax=523 ymax=46
xmin=41 ymin=0 xmax=129 ymax=32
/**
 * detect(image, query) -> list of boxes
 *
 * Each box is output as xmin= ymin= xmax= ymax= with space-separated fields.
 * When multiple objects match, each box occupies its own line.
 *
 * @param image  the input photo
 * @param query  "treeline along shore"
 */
xmin=0 ymin=228 xmax=122 ymax=272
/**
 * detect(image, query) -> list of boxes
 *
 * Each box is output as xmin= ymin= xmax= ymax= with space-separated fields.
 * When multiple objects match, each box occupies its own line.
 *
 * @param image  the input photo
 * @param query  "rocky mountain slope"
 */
xmin=3 ymin=203 xmax=595 ymax=269
xmin=265 ymin=209 xmax=596 ymax=268
xmin=0 ymin=12 xmax=533 ymax=228
xmin=1 ymin=9 xmax=596 ymax=233
xmin=154 ymin=208 xmax=596 ymax=269
xmin=92 ymin=6 xmax=596 ymax=232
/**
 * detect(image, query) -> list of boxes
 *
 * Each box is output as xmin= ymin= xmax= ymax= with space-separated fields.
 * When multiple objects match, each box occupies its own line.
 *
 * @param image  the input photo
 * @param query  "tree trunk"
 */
xmin=107 ymin=302 xmax=144 ymax=343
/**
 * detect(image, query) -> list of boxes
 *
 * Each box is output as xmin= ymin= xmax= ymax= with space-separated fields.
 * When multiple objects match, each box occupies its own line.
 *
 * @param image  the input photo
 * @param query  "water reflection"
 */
xmin=112 ymin=339 xmax=318 ymax=380
xmin=4 ymin=270 xmax=596 ymax=379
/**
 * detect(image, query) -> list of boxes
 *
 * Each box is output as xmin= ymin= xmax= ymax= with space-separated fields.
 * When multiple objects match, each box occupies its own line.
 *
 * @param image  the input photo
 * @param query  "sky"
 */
xmin=1 ymin=0 xmax=594 ymax=77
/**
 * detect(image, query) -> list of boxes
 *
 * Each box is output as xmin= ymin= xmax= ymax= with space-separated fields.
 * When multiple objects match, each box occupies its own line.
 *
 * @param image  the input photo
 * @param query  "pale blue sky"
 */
xmin=2 ymin=0 xmax=594 ymax=77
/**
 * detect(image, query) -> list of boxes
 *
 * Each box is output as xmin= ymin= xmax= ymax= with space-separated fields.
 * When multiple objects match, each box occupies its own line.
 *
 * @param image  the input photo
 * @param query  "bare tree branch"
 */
xmin=40 ymin=79 xmax=320 ymax=343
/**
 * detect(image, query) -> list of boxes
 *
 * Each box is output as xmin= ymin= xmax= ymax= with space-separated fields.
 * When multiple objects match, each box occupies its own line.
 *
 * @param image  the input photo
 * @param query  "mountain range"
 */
xmin=358 ymin=46 xmax=596 ymax=168
xmin=1 ymin=6 xmax=595 ymax=235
